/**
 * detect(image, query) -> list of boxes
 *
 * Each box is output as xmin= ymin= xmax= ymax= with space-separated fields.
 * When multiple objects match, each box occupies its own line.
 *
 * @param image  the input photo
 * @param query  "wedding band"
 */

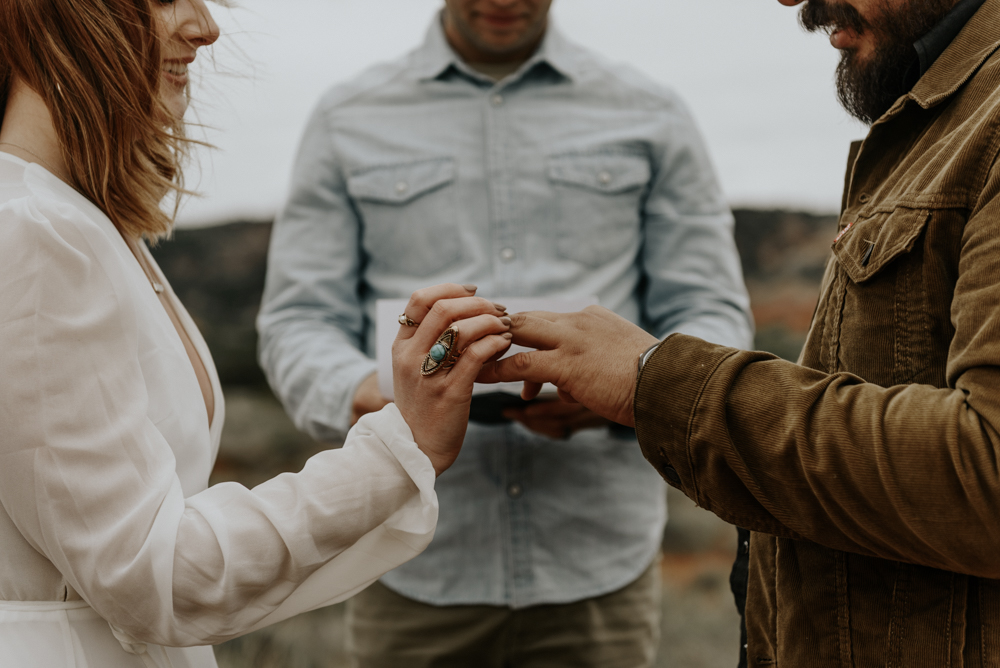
xmin=398 ymin=313 xmax=418 ymax=327
xmin=421 ymin=326 xmax=461 ymax=376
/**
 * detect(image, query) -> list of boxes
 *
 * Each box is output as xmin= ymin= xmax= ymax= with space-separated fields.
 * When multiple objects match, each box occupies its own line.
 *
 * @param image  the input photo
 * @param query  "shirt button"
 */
xmin=395 ymin=181 xmax=408 ymax=195
xmin=491 ymin=94 xmax=504 ymax=107
xmin=507 ymin=483 xmax=523 ymax=498
xmin=598 ymin=171 xmax=613 ymax=186
xmin=500 ymin=247 xmax=516 ymax=262
xmin=662 ymin=465 xmax=681 ymax=486
xmin=740 ymin=540 xmax=749 ymax=556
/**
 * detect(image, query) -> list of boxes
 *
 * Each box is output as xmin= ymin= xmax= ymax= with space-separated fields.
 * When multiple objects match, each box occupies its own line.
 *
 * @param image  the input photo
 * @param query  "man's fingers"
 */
xmin=522 ymin=382 xmax=544 ymax=401
xmin=513 ymin=310 xmax=563 ymax=323
xmin=505 ymin=313 xmax=566 ymax=350
xmin=557 ymin=388 xmax=578 ymax=404
xmin=512 ymin=399 xmax=583 ymax=419
xmin=477 ymin=350 xmax=558 ymax=387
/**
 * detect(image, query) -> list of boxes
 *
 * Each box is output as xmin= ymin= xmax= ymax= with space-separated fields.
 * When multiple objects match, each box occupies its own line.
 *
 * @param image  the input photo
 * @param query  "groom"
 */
xmin=482 ymin=0 xmax=1000 ymax=665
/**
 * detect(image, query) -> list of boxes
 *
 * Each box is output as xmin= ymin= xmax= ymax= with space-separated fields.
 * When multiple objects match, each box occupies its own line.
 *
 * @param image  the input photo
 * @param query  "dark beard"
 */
xmin=800 ymin=0 xmax=956 ymax=124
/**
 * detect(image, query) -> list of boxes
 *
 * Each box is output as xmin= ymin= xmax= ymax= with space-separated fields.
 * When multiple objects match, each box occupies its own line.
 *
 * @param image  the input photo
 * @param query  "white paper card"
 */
xmin=376 ymin=296 xmax=598 ymax=400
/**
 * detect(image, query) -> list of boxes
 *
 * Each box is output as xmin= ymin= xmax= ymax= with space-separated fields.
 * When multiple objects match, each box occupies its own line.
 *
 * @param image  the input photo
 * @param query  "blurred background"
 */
xmin=178 ymin=0 xmax=866 ymax=226
xmin=155 ymin=1 xmax=861 ymax=665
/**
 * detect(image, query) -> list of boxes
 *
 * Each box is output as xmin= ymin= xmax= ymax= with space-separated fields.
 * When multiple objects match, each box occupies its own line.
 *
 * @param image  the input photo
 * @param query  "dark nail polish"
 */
xmin=493 ymin=302 xmax=507 ymax=311
xmin=464 ymin=284 xmax=478 ymax=292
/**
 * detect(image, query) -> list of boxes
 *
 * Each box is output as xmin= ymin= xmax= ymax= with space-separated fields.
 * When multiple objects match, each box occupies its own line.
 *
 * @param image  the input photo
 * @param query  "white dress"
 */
xmin=0 ymin=152 xmax=438 ymax=668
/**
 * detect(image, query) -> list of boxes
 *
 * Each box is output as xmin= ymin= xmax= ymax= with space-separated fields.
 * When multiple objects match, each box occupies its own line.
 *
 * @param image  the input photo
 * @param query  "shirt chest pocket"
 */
xmin=547 ymin=152 xmax=650 ymax=268
xmin=829 ymin=207 xmax=935 ymax=386
xmin=348 ymin=157 xmax=461 ymax=278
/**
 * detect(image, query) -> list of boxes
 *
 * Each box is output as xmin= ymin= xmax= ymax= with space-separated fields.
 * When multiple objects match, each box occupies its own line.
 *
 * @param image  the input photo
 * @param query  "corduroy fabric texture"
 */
xmin=634 ymin=0 xmax=1000 ymax=665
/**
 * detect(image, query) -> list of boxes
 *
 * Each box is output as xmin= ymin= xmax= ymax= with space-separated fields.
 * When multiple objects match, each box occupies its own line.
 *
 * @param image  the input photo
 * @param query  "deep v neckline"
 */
xmin=126 ymin=237 xmax=216 ymax=428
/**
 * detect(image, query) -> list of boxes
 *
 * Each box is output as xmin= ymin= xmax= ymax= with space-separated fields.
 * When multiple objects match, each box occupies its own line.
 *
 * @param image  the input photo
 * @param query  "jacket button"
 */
xmin=858 ymin=193 xmax=871 ymax=203
xmin=662 ymin=465 xmax=681 ymax=486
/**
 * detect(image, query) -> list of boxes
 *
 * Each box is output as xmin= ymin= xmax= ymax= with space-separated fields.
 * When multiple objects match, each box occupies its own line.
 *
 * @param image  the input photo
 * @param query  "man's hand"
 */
xmin=351 ymin=372 xmax=391 ymax=426
xmin=503 ymin=400 xmax=610 ymax=440
xmin=478 ymin=306 xmax=658 ymax=427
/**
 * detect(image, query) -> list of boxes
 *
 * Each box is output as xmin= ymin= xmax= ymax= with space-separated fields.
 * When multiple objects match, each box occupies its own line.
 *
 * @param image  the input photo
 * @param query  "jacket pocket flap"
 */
xmin=348 ymin=158 xmax=456 ymax=205
xmin=833 ymin=208 xmax=931 ymax=284
xmin=547 ymin=153 xmax=651 ymax=194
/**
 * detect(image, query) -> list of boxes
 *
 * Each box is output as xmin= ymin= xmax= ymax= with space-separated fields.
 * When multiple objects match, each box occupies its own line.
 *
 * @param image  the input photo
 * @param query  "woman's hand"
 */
xmin=393 ymin=284 xmax=512 ymax=476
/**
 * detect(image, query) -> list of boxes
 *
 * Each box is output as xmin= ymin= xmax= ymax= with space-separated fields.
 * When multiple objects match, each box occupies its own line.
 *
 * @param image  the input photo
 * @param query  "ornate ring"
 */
xmin=398 ymin=313 xmax=418 ymax=327
xmin=421 ymin=326 xmax=461 ymax=376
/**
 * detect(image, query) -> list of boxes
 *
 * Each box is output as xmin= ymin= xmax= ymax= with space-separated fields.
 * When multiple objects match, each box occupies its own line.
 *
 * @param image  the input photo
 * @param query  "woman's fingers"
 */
xmin=449 ymin=313 xmax=511 ymax=352
xmin=446 ymin=333 xmax=513 ymax=388
xmin=397 ymin=284 xmax=481 ymax=339
xmin=410 ymin=296 xmax=507 ymax=350
xmin=408 ymin=313 xmax=511 ymax=380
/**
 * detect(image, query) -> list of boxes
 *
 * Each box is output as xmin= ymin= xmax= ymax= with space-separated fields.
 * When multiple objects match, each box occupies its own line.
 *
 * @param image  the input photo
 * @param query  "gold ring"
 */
xmin=421 ymin=326 xmax=461 ymax=376
xmin=398 ymin=313 xmax=418 ymax=327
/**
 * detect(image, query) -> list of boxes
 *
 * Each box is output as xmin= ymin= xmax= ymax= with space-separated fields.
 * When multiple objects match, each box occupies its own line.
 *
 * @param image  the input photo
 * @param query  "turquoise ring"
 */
xmin=421 ymin=326 xmax=461 ymax=376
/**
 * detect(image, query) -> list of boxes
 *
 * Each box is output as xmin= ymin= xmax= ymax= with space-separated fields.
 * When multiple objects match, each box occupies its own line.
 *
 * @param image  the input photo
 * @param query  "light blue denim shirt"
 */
xmin=258 ymin=18 xmax=753 ymax=608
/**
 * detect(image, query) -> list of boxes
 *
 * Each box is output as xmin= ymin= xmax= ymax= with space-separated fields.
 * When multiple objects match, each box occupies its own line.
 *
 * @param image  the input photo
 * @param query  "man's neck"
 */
xmin=914 ymin=0 xmax=988 ymax=76
xmin=0 ymin=79 xmax=71 ymax=183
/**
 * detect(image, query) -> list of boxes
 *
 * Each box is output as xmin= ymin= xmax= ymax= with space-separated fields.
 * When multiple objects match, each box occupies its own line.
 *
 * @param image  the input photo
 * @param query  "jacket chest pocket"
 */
xmin=348 ymin=157 xmax=461 ymax=278
xmin=828 ymin=207 xmax=934 ymax=386
xmin=547 ymin=152 xmax=649 ymax=268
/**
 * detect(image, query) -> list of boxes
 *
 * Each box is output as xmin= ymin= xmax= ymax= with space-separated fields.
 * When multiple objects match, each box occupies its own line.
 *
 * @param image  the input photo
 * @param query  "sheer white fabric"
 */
xmin=0 ymin=153 xmax=438 ymax=668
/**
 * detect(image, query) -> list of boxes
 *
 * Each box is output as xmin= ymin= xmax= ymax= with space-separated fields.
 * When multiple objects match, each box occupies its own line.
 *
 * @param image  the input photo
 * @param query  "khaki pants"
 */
xmin=347 ymin=559 xmax=661 ymax=668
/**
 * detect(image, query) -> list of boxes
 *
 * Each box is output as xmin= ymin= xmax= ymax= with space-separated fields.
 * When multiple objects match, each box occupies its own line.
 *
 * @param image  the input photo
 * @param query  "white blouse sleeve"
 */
xmin=0 ymin=195 xmax=437 ymax=647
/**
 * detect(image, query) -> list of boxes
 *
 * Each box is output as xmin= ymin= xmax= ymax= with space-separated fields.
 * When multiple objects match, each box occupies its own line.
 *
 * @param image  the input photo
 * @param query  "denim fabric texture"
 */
xmin=258 ymin=17 xmax=753 ymax=608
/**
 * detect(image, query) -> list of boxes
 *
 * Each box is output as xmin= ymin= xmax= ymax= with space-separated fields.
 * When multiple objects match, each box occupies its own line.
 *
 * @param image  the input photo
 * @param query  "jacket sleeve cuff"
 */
xmin=633 ymin=333 xmax=740 ymax=505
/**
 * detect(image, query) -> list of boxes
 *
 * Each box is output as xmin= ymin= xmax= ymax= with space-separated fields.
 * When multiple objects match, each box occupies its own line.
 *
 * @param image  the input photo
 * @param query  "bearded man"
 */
xmin=481 ymin=0 xmax=1000 ymax=665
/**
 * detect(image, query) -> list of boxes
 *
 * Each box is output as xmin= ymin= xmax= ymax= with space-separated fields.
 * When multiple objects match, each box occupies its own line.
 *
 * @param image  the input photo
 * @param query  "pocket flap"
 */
xmin=832 ymin=208 xmax=931 ymax=283
xmin=348 ymin=158 xmax=456 ymax=205
xmin=547 ymin=153 xmax=651 ymax=194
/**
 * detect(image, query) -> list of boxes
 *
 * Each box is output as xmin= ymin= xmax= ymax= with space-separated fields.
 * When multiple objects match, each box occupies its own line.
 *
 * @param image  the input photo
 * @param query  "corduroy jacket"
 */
xmin=634 ymin=1 xmax=1000 ymax=665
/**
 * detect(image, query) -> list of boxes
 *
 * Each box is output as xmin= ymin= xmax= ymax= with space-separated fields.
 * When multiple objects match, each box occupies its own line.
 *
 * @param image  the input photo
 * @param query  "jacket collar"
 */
xmin=410 ymin=12 xmax=584 ymax=84
xmin=910 ymin=0 xmax=1000 ymax=109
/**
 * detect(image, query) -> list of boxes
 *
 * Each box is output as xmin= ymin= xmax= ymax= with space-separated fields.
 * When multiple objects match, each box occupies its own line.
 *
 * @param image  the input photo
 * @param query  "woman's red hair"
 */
xmin=0 ymin=0 xmax=187 ymax=239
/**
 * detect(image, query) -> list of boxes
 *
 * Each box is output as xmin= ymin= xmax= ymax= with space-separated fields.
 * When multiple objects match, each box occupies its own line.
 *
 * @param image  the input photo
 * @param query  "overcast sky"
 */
xmin=176 ymin=0 xmax=868 ymax=226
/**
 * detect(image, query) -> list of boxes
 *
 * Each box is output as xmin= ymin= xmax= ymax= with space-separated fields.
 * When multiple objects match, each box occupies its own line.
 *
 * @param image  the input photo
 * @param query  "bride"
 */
xmin=0 ymin=1 xmax=511 ymax=666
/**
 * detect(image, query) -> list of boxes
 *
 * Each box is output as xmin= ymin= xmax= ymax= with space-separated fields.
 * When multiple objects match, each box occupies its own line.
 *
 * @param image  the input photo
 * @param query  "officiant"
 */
xmin=256 ymin=0 xmax=753 ymax=664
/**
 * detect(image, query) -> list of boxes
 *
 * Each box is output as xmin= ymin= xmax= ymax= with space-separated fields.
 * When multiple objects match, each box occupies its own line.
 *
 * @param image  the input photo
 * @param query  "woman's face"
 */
xmin=154 ymin=0 xmax=220 ymax=119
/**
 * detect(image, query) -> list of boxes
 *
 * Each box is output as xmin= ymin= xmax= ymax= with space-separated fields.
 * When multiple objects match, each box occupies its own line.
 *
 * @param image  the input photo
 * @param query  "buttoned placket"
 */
xmin=480 ymin=77 xmax=536 ymax=605
xmin=484 ymin=80 xmax=521 ymax=294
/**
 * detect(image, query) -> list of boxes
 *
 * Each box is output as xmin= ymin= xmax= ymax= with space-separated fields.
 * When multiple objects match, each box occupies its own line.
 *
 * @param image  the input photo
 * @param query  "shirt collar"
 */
xmin=410 ymin=12 xmax=585 ymax=84
xmin=910 ymin=0 xmax=1000 ymax=109
xmin=914 ymin=0 xmax=988 ymax=76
